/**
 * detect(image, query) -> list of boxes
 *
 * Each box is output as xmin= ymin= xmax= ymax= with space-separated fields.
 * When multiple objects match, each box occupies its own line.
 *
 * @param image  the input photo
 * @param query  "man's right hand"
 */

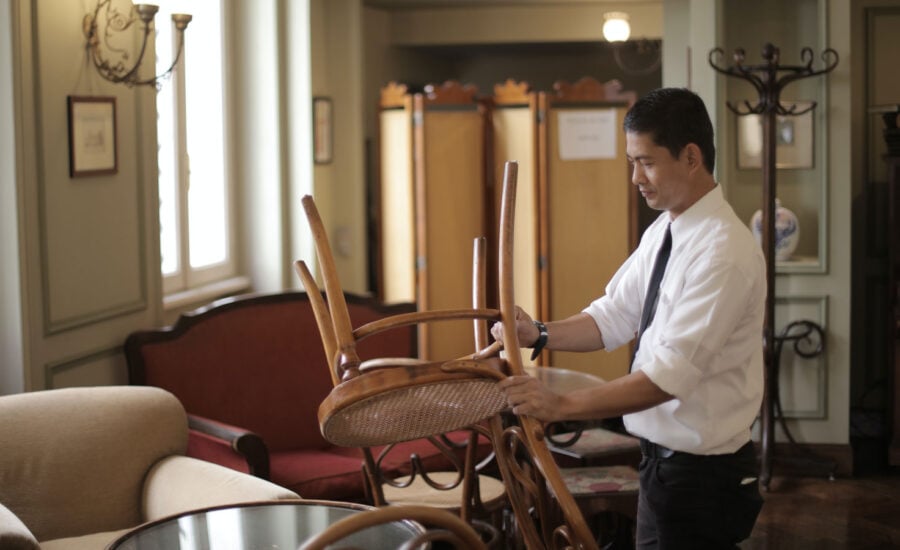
xmin=490 ymin=306 xmax=540 ymax=348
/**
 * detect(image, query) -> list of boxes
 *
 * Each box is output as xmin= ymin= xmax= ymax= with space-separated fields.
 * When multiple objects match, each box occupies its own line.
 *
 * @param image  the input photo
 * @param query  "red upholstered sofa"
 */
xmin=124 ymin=291 xmax=464 ymax=501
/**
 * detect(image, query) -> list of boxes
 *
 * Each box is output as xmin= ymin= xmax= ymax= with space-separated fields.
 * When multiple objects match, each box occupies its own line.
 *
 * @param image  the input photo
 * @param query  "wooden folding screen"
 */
xmin=491 ymin=78 xmax=637 ymax=381
xmin=379 ymin=78 xmax=635 ymax=379
xmin=378 ymin=82 xmax=487 ymax=361
xmin=542 ymin=78 xmax=637 ymax=381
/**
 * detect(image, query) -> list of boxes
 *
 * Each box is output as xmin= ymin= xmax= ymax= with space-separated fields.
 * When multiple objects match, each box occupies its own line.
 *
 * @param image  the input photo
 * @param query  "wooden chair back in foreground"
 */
xmin=298 ymin=235 xmax=506 ymax=541
xmin=484 ymin=162 xmax=600 ymax=550
xmin=298 ymin=504 xmax=487 ymax=550
xmin=295 ymin=219 xmax=506 ymax=544
xmin=294 ymin=193 xmax=509 ymax=448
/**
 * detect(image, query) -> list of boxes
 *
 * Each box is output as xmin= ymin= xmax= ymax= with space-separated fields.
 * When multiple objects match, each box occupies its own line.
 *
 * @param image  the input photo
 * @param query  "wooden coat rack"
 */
xmin=709 ymin=43 xmax=838 ymax=490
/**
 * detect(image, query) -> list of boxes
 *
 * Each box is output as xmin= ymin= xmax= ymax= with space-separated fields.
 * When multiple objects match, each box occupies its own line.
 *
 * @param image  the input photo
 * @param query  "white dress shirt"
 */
xmin=583 ymin=184 xmax=766 ymax=455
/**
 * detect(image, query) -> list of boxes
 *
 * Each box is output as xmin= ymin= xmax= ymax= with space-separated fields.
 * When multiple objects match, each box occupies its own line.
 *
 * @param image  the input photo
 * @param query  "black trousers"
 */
xmin=635 ymin=440 xmax=763 ymax=550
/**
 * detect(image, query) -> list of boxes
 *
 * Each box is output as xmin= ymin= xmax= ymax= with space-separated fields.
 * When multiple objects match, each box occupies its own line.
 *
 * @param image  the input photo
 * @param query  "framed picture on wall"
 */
xmin=67 ymin=96 xmax=118 ymax=178
xmin=737 ymin=100 xmax=814 ymax=170
xmin=313 ymin=96 xmax=333 ymax=164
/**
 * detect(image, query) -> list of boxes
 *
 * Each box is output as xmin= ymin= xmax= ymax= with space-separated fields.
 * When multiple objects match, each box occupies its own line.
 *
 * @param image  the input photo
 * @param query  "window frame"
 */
xmin=158 ymin=0 xmax=241 ymax=301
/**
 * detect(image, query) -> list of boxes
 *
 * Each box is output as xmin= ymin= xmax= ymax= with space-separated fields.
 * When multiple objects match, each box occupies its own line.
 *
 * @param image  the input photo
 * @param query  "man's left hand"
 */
xmin=498 ymin=375 xmax=563 ymax=422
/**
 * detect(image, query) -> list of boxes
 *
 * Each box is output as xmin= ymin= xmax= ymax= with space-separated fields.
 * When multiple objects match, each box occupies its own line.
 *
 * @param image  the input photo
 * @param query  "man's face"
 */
xmin=626 ymin=131 xmax=694 ymax=218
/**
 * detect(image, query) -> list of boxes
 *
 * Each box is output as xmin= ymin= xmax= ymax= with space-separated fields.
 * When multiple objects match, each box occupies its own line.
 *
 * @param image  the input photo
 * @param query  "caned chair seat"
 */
xmin=320 ymin=359 xmax=509 ymax=447
xmin=383 ymin=471 xmax=507 ymax=509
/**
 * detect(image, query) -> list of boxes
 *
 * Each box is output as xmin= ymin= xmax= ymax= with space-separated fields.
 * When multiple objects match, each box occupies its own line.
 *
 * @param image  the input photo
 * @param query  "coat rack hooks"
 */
xmin=709 ymin=42 xmax=838 ymax=490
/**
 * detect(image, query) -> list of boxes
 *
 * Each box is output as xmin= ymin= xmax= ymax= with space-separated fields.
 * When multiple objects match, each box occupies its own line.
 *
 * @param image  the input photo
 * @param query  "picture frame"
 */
xmin=736 ymin=100 xmax=814 ymax=170
xmin=313 ymin=96 xmax=333 ymax=164
xmin=67 ymin=95 xmax=118 ymax=178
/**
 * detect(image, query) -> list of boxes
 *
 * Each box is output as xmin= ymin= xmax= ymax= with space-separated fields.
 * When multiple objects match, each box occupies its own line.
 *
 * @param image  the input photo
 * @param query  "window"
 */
xmin=155 ymin=0 xmax=239 ymax=299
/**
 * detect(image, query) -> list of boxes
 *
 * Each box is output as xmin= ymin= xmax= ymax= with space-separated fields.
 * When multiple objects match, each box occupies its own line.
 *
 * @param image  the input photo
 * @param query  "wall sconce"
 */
xmin=602 ymin=11 xmax=661 ymax=77
xmin=83 ymin=0 xmax=192 ymax=88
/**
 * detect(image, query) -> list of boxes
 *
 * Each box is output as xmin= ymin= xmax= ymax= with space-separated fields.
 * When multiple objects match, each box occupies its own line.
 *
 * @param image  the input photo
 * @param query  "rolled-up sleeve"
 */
xmin=583 ymin=253 xmax=644 ymax=351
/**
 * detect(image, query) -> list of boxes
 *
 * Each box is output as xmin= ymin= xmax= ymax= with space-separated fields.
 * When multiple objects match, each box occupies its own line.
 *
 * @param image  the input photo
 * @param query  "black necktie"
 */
xmin=631 ymin=223 xmax=672 ymax=370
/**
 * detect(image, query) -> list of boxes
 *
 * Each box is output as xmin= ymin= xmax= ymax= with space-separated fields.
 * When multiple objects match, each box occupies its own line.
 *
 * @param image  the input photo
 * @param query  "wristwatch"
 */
xmin=530 ymin=320 xmax=548 ymax=361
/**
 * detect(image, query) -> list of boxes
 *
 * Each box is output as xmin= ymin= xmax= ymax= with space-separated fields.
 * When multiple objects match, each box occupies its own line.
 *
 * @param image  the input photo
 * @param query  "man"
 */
xmin=494 ymin=87 xmax=765 ymax=549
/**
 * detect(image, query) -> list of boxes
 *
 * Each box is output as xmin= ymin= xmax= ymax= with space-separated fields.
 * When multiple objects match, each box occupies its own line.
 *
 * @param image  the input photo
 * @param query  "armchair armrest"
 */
xmin=187 ymin=414 xmax=270 ymax=480
xmin=142 ymin=456 xmax=299 ymax=521
xmin=0 ymin=503 xmax=39 ymax=550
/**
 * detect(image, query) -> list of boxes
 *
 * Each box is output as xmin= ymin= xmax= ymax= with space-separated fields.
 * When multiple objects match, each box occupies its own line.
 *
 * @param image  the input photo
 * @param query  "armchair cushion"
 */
xmin=143 ymin=455 xmax=298 ymax=520
xmin=0 ymin=503 xmax=38 ymax=550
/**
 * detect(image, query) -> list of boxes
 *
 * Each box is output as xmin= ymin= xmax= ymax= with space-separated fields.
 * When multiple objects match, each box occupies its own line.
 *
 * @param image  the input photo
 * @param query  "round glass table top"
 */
xmin=108 ymin=500 xmax=423 ymax=550
xmin=523 ymin=365 xmax=605 ymax=393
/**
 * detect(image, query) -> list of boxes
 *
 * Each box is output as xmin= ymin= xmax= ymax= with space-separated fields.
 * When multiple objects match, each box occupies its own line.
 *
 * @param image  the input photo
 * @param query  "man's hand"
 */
xmin=498 ymin=375 xmax=564 ymax=422
xmin=490 ymin=306 xmax=539 ymax=348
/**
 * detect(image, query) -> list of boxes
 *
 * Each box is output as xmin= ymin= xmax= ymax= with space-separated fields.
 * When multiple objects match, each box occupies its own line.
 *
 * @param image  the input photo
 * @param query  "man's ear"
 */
xmin=683 ymin=143 xmax=703 ymax=171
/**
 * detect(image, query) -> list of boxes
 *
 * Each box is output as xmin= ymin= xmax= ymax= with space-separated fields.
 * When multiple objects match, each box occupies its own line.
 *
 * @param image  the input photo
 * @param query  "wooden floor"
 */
xmin=740 ymin=472 xmax=900 ymax=549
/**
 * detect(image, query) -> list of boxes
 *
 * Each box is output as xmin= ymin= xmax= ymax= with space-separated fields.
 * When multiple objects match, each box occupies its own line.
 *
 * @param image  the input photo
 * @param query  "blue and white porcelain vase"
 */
xmin=750 ymin=199 xmax=799 ymax=261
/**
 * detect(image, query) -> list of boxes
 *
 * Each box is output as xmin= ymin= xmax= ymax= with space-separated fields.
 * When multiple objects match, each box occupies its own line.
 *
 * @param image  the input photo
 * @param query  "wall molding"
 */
xmin=32 ymin=0 xmax=150 ymax=336
xmin=44 ymin=345 xmax=122 ymax=389
xmin=775 ymin=294 xmax=829 ymax=419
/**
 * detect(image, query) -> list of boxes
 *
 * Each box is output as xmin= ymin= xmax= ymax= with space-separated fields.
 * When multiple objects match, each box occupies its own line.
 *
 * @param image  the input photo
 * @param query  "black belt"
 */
xmin=640 ymin=438 xmax=677 ymax=458
xmin=640 ymin=438 xmax=755 ymax=460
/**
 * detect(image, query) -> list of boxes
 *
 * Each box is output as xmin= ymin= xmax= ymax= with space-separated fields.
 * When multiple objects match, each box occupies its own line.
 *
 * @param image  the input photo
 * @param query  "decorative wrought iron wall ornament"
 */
xmin=709 ymin=43 xmax=838 ymax=490
xmin=83 ymin=0 xmax=192 ymax=89
xmin=611 ymin=39 xmax=662 ymax=77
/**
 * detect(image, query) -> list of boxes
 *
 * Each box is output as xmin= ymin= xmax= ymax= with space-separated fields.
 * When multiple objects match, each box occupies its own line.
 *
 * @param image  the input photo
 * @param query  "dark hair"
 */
xmin=623 ymin=88 xmax=716 ymax=173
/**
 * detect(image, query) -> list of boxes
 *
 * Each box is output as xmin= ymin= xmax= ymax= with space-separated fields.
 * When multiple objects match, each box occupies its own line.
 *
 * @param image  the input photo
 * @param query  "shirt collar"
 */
xmin=668 ymin=184 xmax=725 ymax=247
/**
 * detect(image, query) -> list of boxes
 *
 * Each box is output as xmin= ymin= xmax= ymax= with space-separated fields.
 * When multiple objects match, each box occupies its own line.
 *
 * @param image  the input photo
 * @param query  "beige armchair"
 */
xmin=0 ymin=386 xmax=299 ymax=550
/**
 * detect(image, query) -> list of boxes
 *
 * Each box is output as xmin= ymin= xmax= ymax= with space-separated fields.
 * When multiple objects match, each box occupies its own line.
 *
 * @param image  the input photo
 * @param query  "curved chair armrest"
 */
xmin=142 ymin=456 xmax=299 ymax=521
xmin=353 ymin=308 xmax=501 ymax=342
xmin=0 ymin=503 xmax=39 ymax=550
xmin=187 ymin=414 xmax=270 ymax=480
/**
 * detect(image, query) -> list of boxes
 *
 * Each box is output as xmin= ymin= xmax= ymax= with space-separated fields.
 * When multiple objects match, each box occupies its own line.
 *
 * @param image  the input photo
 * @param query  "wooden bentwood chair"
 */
xmin=295 ymin=203 xmax=507 ymax=536
xmin=297 ymin=161 xmax=601 ymax=550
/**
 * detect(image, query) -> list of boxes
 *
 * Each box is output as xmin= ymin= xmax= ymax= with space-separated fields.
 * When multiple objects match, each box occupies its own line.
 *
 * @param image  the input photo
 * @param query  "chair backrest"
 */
xmin=0 ymin=386 xmax=187 ymax=542
xmin=300 ymin=236 xmax=500 ymax=529
xmin=296 ymin=182 xmax=512 ymax=448
xmin=125 ymin=291 xmax=415 ymax=451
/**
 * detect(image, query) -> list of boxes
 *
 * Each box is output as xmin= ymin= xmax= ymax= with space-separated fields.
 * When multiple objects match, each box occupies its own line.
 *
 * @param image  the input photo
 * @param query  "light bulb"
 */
xmin=603 ymin=12 xmax=631 ymax=42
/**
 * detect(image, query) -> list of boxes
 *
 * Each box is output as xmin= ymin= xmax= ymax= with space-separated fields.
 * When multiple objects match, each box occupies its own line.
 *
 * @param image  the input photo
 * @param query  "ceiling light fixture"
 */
xmin=602 ymin=12 xmax=631 ymax=43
